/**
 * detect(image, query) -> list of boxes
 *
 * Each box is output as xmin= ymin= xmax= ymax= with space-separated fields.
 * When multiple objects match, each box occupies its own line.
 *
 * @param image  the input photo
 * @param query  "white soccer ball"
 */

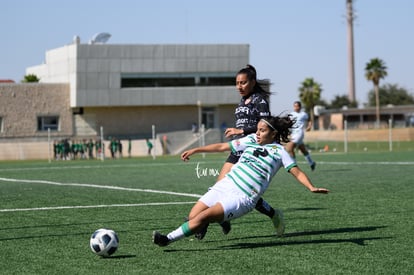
xmin=90 ymin=228 xmax=119 ymax=257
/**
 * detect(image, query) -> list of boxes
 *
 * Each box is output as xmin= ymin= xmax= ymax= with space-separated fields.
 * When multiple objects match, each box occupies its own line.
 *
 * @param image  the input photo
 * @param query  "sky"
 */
xmin=1 ymin=0 xmax=413 ymax=114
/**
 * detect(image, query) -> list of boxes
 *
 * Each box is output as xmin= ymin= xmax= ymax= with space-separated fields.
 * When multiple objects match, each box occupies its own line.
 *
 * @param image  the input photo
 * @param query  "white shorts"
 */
xmin=199 ymin=178 xmax=256 ymax=222
xmin=291 ymin=131 xmax=304 ymax=145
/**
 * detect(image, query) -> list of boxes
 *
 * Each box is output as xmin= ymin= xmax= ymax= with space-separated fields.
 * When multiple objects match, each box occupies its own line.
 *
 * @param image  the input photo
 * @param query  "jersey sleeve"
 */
xmin=229 ymin=134 xmax=257 ymax=154
xmin=280 ymin=146 xmax=297 ymax=171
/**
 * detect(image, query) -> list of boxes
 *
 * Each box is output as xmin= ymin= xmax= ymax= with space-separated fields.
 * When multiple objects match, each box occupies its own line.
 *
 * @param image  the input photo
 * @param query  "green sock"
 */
xmin=167 ymin=221 xmax=193 ymax=241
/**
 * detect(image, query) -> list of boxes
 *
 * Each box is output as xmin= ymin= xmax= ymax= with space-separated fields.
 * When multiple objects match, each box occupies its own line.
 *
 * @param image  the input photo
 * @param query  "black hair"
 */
xmin=293 ymin=101 xmax=302 ymax=108
xmin=237 ymin=64 xmax=271 ymax=101
xmin=262 ymin=115 xmax=295 ymax=144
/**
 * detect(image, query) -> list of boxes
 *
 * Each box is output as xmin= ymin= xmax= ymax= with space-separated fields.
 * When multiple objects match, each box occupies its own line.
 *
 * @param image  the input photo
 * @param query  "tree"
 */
xmin=298 ymin=78 xmax=322 ymax=129
xmin=330 ymin=95 xmax=358 ymax=109
xmin=315 ymin=98 xmax=329 ymax=108
xmin=365 ymin=58 xmax=387 ymax=127
xmin=368 ymin=83 xmax=414 ymax=106
xmin=21 ymin=74 xmax=40 ymax=83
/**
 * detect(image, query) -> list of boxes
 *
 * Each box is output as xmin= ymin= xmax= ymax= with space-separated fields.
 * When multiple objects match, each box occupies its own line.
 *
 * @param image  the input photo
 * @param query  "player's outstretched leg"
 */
xmin=272 ymin=209 xmax=285 ymax=237
xmin=255 ymin=197 xmax=275 ymax=218
xmin=255 ymin=198 xmax=285 ymax=236
xmin=153 ymin=221 xmax=193 ymax=247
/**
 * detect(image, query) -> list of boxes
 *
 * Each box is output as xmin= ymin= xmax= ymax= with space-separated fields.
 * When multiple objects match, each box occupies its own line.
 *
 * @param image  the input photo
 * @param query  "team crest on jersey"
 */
xmin=235 ymin=139 xmax=241 ymax=147
xmin=269 ymin=145 xmax=279 ymax=154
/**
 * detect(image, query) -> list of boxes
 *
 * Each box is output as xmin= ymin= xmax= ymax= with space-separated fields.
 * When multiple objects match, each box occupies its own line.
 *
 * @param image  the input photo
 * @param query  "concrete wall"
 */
xmin=0 ymin=83 xmax=236 ymax=141
xmin=305 ymin=128 xmax=414 ymax=142
xmin=0 ymin=83 xmax=73 ymax=138
xmin=23 ymin=43 xmax=248 ymax=137
xmin=80 ymin=104 xmax=235 ymax=137
xmin=27 ymin=43 xmax=249 ymax=108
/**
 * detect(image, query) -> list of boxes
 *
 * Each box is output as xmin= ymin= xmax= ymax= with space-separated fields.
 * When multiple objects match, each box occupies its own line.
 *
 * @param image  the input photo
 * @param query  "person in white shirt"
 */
xmin=152 ymin=115 xmax=329 ymax=247
xmin=286 ymin=101 xmax=316 ymax=171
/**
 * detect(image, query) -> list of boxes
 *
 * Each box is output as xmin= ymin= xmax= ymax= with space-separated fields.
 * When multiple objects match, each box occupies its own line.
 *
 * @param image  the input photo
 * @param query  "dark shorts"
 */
xmin=225 ymin=152 xmax=241 ymax=164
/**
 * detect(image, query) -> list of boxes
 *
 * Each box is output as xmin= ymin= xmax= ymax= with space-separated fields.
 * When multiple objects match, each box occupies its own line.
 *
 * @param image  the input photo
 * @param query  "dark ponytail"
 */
xmin=265 ymin=115 xmax=295 ymax=144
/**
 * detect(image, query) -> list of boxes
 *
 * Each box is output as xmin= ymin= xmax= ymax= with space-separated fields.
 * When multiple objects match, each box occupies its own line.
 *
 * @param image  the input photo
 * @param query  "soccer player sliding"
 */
xmin=153 ymin=115 xmax=329 ymax=247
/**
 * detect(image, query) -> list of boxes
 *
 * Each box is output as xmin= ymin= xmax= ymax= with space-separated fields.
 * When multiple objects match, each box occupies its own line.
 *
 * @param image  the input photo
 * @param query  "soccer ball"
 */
xmin=89 ymin=228 xmax=119 ymax=257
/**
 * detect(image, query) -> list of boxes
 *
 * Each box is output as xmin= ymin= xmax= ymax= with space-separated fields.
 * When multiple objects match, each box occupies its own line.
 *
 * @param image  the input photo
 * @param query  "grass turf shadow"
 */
xmin=162 ymin=225 xmax=390 ymax=252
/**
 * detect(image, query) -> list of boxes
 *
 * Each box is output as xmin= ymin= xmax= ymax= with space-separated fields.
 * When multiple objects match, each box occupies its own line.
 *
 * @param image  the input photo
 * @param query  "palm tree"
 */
xmin=298 ymin=78 xmax=322 ymax=129
xmin=365 ymin=58 xmax=387 ymax=128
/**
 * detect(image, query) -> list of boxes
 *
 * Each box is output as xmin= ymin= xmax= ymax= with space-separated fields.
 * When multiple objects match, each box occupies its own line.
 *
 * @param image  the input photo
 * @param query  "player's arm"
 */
xmin=305 ymin=116 xmax=313 ymax=132
xmin=289 ymin=166 xmax=329 ymax=193
xmin=181 ymin=142 xmax=231 ymax=161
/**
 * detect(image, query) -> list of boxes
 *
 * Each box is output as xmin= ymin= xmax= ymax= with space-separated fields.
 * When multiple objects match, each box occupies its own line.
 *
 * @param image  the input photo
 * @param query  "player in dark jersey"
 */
xmin=220 ymin=65 xmax=272 ymax=176
xmin=195 ymin=65 xmax=283 ymax=240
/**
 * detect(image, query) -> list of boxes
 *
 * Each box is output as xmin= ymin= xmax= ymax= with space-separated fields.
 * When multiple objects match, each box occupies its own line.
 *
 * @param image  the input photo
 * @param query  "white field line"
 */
xmin=0 ymin=177 xmax=201 ymax=198
xmin=1 ymin=160 xmax=412 ymax=213
xmin=0 ymin=161 xmax=217 ymax=172
xmin=313 ymin=161 xmax=414 ymax=165
xmin=0 ymin=202 xmax=196 ymax=213
xmin=0 ymin=176 xmax=201 ymax=213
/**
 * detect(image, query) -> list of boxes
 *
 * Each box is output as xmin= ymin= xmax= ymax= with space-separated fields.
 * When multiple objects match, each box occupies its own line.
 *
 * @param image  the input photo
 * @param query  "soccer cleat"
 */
xmin=310 ymin=162 xmax=316 ymax=171
xmin=152 ymin=231 xmax=170 ymax=247
xmin=272 ymin=209 xmax=285 ymax=237
xmin=220 ymin=221 xmax=231 ymax=235
xmin=194 ymin=224 xmax=208 ymax=240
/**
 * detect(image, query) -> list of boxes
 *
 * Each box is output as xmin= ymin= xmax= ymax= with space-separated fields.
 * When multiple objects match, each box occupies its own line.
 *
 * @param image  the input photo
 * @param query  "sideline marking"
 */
xmin=0 ymin=176 xmax=201 ymax=213
xmin=0 ymin=161 xmax=220 ymax=172
xmin=299 ymin=161 xmax=414 ymax=165
xmin=0 ymin=177 xmax=201 ymax=198
xmin=0 ymin=162 xmax=181 ymax=172
xmin=0 ymin=202 xmax=196 ymax=213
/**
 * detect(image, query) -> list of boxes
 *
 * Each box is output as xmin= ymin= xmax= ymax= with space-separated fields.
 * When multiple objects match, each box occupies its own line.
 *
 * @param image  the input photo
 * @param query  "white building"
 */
xmin=27 ymin=38 xmax=249 ymax=138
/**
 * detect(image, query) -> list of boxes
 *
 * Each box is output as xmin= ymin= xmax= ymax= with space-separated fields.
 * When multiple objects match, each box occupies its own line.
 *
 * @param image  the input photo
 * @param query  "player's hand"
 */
xmin=224 ymin=128 xmax=242 ymax=138
xmin=181 ymin=151 xmax=192 ymax=161
xmin=310 ymin=187 xmax=329 ymax=194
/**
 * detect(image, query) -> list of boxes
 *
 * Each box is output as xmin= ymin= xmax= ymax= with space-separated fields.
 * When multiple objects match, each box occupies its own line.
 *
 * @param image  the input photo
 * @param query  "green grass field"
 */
xmin=0 ymin=150 xmax=413 ymax=274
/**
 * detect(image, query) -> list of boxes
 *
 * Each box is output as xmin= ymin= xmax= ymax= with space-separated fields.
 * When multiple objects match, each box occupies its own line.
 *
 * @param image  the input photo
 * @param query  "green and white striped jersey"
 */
xmin=227 ymin=134 xmax=297 ymax=199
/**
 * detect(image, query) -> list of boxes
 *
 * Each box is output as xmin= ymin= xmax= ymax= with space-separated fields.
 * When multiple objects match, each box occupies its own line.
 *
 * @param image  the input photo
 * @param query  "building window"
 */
xmin=199 ymin=77 xmax=234 ymax=86
xmin=37 ymin=116 xmax=59 ymax=131
xmin=121 ymin=73 xmax=234 ymax=88
xmin=122 ymin=77 xmax=195 ymax=88
xmin=202 ymin=107 xmax=216 ymax=129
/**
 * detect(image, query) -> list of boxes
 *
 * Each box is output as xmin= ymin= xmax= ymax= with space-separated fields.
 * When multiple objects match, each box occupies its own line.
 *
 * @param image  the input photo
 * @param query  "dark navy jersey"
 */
xmin=234 ymin=92 xmax=270 ymax=139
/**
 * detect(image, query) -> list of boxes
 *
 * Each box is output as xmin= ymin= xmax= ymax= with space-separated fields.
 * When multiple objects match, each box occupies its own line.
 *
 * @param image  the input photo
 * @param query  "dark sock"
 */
xmin=255 ymin=197 xmax=275 ymax=218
